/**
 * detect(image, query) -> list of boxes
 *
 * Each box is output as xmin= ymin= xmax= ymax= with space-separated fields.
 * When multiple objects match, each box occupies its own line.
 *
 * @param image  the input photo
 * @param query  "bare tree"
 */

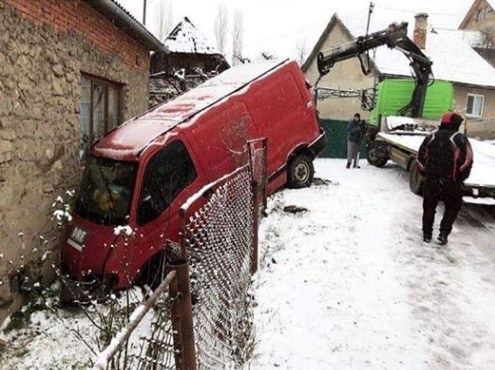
xmin=480 ymin=26 xmax=495 ymax=48
xmin=296 ymin=40 xmax=308 ymax=66
xmin=155 ymin=0 xmax=174 ymax=42
xmin=232 ymin=9 xmax=244 ymax=65
xmin=214 ymin=5 xmax=229 ymax=55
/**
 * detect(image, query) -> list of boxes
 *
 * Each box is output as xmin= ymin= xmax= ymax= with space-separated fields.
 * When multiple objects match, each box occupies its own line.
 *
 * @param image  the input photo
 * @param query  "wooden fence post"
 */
xmin=169 ymin=260 xmax=197 ymax=370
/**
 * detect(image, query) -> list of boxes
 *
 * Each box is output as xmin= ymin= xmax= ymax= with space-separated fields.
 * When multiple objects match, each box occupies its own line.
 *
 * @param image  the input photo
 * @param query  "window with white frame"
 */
xmin=80 ymin=74 xmax=121 ymax=159
xmin=466 ymin=94 xmax=484 ymax=118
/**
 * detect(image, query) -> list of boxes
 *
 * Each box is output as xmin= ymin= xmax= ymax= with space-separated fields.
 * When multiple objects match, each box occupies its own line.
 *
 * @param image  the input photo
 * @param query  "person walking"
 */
xmin=347 ymin=113 xmax=363 ymax=168
xmin=416 ymin=112 xmax=473 ymax=245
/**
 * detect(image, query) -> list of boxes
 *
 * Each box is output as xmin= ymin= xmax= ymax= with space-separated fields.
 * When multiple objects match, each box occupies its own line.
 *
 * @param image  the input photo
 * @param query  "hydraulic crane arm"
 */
xmin=316 ymin=22 xmax=433 ymax=118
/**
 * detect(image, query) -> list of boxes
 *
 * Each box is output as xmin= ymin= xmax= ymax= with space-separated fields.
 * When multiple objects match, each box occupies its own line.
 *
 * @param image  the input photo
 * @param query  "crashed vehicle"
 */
xmin=62 ymin=60 xmax=326 ymax=290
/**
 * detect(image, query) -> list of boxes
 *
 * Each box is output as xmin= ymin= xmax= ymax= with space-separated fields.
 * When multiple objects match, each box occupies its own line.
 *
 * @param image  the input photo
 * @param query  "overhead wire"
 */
xmin=373 ymin=4 xmax=464 ymax=17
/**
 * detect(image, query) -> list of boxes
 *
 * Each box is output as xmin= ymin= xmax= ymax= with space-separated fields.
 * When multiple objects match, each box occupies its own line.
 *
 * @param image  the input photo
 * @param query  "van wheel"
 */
xmin=409 ymin=160 xmax=424 ymax=195
xmin=367 ymin=141 xmax=389 ymax=167
xmin=137 ymin=250 xmax=169 ymax=289
xmin=287 ymin=154 xmax=314 ymax=188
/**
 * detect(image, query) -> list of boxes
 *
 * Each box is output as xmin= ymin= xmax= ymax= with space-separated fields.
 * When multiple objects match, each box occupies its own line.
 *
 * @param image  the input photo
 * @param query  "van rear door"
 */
xmin=246 ymin=67 xmax=310 ymax=177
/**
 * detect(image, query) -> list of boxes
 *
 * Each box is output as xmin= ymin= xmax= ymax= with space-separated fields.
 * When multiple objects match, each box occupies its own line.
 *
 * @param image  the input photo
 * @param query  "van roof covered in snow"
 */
xmin=92 ymin=59 xmax=291 ymax=161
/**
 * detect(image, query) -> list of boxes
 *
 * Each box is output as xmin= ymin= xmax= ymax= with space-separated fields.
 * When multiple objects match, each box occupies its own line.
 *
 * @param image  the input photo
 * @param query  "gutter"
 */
xmin=86 ymin=0 xmax=168 ymax=53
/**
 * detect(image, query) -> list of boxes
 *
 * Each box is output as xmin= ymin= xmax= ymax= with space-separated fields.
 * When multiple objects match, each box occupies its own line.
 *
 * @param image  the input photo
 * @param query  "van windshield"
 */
xmin=75 ymin=156 xmax=137 ymax=226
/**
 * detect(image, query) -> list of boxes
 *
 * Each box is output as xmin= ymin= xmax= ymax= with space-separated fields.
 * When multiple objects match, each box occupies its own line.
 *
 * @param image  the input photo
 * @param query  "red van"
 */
xmin=62 ymin=59 xmax=325 ymax=289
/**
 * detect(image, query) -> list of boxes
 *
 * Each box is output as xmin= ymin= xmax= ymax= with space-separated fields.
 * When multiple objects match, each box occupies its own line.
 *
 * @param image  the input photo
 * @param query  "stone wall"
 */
xmin=0 ymin=1 xmax=150 ymax=323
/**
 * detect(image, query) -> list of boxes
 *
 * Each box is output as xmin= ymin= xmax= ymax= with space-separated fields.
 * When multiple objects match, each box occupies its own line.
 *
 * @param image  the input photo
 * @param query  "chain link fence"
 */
xmin=180 ymin=165 xmax=256 ymax=369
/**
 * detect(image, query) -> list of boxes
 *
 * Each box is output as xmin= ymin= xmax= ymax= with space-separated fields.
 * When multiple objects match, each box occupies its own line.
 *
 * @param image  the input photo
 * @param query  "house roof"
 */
xmin=164 ymin=17 xmax=219 ymax=55
xmin=434 ymin=28 xmax=486 ymax=48
xmin=459 ymin=0 xmax=495 ymax=29
xmin=86 ymin=0 xmax=168 ymax=53
xmin=305 ymin=11 xmax=495 ymax=89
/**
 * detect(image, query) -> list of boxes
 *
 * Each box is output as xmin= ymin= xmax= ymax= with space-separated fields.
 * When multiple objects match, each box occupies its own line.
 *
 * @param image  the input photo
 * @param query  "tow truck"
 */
xmin=315 ymin=22 xmax=495 ymax=202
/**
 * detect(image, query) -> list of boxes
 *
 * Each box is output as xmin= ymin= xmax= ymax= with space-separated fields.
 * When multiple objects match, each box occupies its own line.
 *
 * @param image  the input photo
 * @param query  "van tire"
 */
xmin=287 ymin=154 xmax=314 ymax=188
xmin=137 ymin=250 xmax=169 ymax=289
xmin=367 ymin=141 xmax=389 ymax=167
xmin=409 ymin=160 xmax=424 ymax=195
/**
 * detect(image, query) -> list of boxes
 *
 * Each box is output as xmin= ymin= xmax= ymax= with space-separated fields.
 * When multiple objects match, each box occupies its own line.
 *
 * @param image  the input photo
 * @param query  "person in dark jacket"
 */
xmin=416 ymin=112 xmax=473 ymax=245
xmin=347 ymin=113 xmax=363 ymax=168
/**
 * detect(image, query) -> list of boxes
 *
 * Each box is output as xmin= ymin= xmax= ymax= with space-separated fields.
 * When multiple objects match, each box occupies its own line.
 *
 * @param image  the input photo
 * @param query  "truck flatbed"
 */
xmin=369 ymin=116 xmax=495 ymax=200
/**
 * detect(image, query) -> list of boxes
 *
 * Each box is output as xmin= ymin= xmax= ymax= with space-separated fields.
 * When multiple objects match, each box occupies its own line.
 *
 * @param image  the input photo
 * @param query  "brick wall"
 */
xmin=0 ymin=0 xmax=151 ymax=325
xmin=4 ymin=0 xmax=149 ymax=72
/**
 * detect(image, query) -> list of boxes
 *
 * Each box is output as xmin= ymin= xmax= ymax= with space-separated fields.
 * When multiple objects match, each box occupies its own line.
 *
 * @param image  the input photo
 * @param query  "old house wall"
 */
xmin=454 ymin=84 xmax=495 ymax=139
xmin=0 ymin=0 xmax=150 ymax=323
xmin=304 ymin=22 xmax=377 ymax=121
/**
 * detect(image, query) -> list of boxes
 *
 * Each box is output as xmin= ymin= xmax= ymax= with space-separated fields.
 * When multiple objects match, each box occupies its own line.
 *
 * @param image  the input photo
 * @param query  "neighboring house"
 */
xmin=459 ymin=1 xmax=495 ymax=69
xmin=0 ymin=0 xmax=166 ymax=324
xmin=303 ymin=12 xmax=495 ymax=139
xmin=149 ymin=17 xmax=229 ymax=106
xmin=459 ymin=0 xmax=495 ymax=33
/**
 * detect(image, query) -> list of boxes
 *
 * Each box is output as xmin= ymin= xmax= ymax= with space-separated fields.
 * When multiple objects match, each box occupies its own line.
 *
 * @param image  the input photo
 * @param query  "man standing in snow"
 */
xmin=346 ymin=113 xmax=363 ymax=168
xmin=416 ymin=112 xmax=473 ymax=245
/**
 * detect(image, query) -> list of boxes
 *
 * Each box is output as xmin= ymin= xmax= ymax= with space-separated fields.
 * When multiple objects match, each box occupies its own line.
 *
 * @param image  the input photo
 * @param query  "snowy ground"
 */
xmin=250 ymin=159 xmax=495 ymax=370
xmin=1 ymin=159 xmax=495 ymax=369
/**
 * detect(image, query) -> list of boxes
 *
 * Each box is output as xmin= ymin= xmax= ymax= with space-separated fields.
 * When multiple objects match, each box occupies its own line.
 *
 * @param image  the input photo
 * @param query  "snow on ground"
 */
xmin=0 ymin=288 xmax=152 ymax=369
xmin=250 ymin=158 xmax=495 ymax=370
xmin=1 ymin=159 xmax=495 ymax=369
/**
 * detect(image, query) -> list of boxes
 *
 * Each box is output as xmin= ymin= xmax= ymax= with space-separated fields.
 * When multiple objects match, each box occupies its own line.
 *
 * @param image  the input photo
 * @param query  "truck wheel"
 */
xmin=409 ymin=160 xmax=424 ymax=195
xmin=367 ymin=141 xmax=389 ymax=167
xmin=287 ymin=154 xmax=314 ymax=188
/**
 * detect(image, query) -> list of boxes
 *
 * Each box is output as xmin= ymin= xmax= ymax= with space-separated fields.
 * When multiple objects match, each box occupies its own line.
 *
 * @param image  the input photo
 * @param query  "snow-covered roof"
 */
xmin=434 ymin=29 xmax=486 ymax=48
xmin=336 ymin=11 xmax=495 ymax=88
xmin=164 ymin=17 xmax=219 ymax=55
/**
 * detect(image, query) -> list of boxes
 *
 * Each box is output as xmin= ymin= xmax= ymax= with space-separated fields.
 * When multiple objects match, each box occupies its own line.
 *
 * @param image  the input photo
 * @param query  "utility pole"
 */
xmin=143 ymin=0 xmax=147 ymax=25
xmin=365 ymin=2 xmax=374 ymax=36
xmin=366 ymin=2 xmax=379 ymax=111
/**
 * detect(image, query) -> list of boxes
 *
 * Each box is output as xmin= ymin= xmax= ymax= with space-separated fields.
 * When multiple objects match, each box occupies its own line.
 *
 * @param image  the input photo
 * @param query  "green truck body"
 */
xmin=369 ymin=79 xmax=454 ymax=125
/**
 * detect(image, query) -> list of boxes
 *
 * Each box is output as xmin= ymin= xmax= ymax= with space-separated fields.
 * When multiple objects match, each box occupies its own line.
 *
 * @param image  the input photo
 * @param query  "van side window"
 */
xmin=137 ymin=141 xmax=196 ymax=225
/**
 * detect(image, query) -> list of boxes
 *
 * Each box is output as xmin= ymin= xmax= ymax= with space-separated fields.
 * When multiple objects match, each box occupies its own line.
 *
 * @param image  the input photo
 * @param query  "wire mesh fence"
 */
xmin=133 ymin=291 xmax=176 ymax=370
xmin=179 ymin=140 xmax=266 ymax=369
xmin=90 ymin=270 xmax=179 ymax=370
xmin=180 ymin=166 xmax=255 ymax=369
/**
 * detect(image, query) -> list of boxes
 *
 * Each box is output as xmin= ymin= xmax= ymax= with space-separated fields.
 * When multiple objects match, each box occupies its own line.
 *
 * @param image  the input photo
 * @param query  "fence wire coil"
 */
xmin=133 ymin=291 xmax=176 ymax=370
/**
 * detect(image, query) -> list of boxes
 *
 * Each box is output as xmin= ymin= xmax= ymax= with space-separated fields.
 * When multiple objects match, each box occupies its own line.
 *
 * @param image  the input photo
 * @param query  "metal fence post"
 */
xmin=168 ymin=260 xmax=197 ymax=370
xmin=261 ymin=138 xmax=268 ymax=213
xmin=251 ymin=179 xmax=260 ymax=275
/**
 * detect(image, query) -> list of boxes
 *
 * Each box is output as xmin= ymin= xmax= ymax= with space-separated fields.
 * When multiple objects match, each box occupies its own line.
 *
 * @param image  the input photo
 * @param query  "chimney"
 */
xmin=413 ymin=13 xmax=428 ymax=49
